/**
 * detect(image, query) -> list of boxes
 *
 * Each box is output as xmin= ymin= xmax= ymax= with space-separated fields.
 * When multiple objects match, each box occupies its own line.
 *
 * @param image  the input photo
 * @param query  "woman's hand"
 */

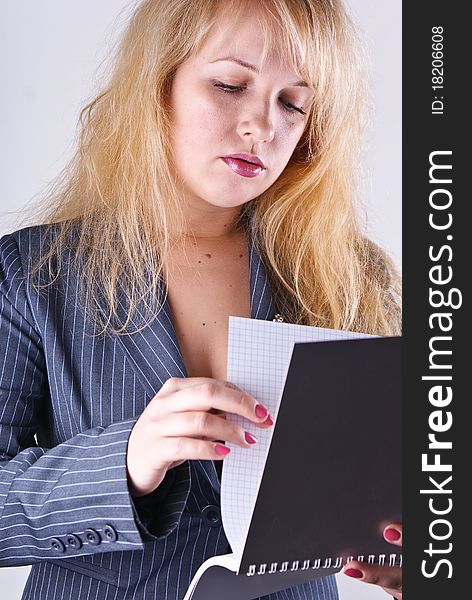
xmin=126 ymin=377 xmax=274 ymax=497
xmin=343 ymin=523 xmax=402 ymax=599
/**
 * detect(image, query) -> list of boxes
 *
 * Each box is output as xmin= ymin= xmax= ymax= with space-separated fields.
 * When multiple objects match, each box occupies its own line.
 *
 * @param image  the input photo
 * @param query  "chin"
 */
xmin=196 ymin=186 xmax=256 ymax=210
xmin=204 ymin=197 xmax=252 ymax=210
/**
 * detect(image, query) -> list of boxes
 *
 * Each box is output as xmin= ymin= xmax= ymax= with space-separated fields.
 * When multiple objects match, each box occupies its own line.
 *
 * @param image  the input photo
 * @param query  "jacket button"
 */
xmin=202 ymin=505 xmax=221 ymax=528
xmin=84 ymin=528 xmax=101 ymax=545
xmin=65 ymin=534 xmax=82 ymax=550
xmin=103 ymin=524 xmax=118 ymax=542
xmin=50 ymin=538 xmax=66 ymax=553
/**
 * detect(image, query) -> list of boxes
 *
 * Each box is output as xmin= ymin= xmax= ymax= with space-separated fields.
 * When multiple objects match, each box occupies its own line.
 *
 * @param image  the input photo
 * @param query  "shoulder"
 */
xmin=363 ymin=239 xmax=395 ymax=284
xmin=0 ymin=225 xmax=54 ymax=299
xmin=0 ymin=225 xmax=53 ymax=277
xmin=0 ymin=226 xmax=52 ymax=333
xmin=1 ymin=222 xmax=79 ymax=283
xmin=0 ymin=223 xmax=77 ymax=325
xmin=363 ymin=239 xmax=402 ymax=333
xmin=361 ymin=238 xmax=400 ymax=297
xmin=0 ymin=226 xmax=43 ymax=288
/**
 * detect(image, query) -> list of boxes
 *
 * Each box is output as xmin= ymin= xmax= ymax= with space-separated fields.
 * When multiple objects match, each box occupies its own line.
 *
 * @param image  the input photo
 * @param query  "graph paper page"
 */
xmin=222 ymin=316 xmax=372 ymax=565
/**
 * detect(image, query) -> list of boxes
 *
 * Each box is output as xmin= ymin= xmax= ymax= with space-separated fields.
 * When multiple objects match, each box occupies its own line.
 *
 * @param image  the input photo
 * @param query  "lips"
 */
xmin=225 ymin=153 xmax=265 ymax=168
xmin=221 ymin=153 xmax=266 ymax=178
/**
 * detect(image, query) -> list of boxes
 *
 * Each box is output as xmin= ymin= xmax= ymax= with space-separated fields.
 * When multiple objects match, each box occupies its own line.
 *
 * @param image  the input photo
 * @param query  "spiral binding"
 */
xmin=246 ymin=554 xmax=402 ymax=576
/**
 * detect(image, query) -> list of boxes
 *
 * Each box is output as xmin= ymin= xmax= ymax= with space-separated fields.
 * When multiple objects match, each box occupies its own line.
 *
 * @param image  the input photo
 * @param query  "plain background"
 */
xmin=0 ymin=1 xmax=401 ymax=598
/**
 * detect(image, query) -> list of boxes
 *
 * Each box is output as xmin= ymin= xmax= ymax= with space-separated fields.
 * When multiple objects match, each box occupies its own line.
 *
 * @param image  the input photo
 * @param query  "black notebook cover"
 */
xmin=239 ymin=336 xmax=401 ymax=575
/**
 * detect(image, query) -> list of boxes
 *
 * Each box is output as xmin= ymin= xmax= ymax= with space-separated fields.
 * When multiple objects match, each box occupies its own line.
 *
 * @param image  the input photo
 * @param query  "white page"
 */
xmin=222 ymin=316 xmax=373 ymax=566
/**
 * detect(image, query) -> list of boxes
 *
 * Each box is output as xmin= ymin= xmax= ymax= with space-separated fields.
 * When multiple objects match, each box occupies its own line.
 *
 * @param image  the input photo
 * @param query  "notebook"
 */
xmin=182 ymin=317 xmax=401 ymax=600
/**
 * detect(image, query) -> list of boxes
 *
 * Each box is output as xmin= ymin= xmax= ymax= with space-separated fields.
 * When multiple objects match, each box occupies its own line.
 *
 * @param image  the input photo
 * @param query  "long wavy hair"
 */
xmin=31 ymin=0 xmax=401 ymax=335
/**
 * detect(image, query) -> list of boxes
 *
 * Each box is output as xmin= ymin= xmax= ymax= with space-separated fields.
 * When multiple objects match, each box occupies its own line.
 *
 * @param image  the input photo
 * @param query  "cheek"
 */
xmin=276 ymin=120 xmax=306 ymax=160
xmin=177 ymin=96 xmax=231 ymax=152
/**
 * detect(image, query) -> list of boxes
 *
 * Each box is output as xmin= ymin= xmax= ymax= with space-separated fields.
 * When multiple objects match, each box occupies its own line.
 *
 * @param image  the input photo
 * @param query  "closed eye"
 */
xmin=213 ymin=82 xmax=307 ymax=115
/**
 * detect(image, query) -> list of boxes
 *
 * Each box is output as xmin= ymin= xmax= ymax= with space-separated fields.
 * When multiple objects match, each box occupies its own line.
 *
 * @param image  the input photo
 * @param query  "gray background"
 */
xmin=0 ymin=1 xmax=401 ymax=598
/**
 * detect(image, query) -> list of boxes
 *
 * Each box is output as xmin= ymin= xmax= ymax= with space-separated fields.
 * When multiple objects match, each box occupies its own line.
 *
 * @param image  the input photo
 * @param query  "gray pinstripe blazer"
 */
xmin=0 ymin=224 xmax=338 ymax=600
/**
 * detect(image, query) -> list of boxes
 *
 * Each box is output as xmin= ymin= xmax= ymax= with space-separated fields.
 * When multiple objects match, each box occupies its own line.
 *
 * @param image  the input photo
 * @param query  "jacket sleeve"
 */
xmin=0 ymin=232 xmax=191 ymax=567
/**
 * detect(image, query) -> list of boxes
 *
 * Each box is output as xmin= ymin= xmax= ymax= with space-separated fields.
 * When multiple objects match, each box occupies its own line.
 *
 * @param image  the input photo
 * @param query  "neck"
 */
xmin=175 ymin=202 xmax=248 ymax=240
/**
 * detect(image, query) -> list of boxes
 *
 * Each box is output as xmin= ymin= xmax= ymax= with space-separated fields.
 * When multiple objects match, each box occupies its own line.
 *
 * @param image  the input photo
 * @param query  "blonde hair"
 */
xmin=31 ymin=0 xmax=401 ymax=335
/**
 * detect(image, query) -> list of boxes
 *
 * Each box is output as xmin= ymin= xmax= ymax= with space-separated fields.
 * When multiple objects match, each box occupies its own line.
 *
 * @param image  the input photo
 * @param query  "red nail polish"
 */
xmin=264 ymin=415 xmax=274 ymax=426
xmin=344 ymin=568 xmax=363 ymax=579
xmin=255 ymin=404 xmax=269 ymax=419
xmin=384 ymin=528 xmax=401 ymax=541
xmin=215 ymin=444 xmax=231 ymax=456
xmin=244 ymin=432 xmax=258 ymax=445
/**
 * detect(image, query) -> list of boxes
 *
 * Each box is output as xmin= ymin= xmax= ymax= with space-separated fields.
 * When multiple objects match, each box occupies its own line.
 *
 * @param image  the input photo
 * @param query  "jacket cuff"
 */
xmin=130 ymin=461 xmax=191 ymax=541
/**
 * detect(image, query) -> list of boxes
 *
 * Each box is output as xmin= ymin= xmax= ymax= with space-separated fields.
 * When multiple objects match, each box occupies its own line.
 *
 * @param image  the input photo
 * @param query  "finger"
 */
xmin=159 ymin=378 xmax=275 ymax=427
xmin=343 ymin=561 xmax=402 ymax=593
xmin=208 ymin=408 xmax=226 ymax=416
xmin=153 ymin=379 xmax=273 ymax=426
xmin=160 ymin=376 xmax=246 ymax=395
xmin=210 ymin=406 xmax=275 ymax=428
xmin=156 ymin=411 xmax=259 ymax=448
xmin=156 ymin=436 xmax=233 ymax=465
xmin=259 ymin=413 xmax=275 ymax=427
xmin=383 ymin=523 xmax=402 ymax=546
xmin=159 ymin=376 xmax=220 ymax=394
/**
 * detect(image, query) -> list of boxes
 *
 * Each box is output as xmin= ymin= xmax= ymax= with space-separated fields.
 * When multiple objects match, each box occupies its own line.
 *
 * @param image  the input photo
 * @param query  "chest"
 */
xmin=165 ymin=238 xmax=250 ymax=381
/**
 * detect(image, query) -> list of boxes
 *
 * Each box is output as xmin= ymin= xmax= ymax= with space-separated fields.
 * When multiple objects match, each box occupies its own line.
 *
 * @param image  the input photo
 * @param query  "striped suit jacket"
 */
xmin=0 ymin=224 xmax=338 ymax=600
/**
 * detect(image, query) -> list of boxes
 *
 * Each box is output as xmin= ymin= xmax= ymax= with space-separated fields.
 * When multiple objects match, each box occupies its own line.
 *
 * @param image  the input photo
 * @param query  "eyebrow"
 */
xmin=209 ymin=56 xmax=309 ymax=88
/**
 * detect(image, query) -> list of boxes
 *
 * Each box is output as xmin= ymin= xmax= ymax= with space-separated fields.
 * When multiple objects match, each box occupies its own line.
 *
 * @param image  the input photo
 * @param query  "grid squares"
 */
xmin=222 ymin=316 xmax=372 ymax=566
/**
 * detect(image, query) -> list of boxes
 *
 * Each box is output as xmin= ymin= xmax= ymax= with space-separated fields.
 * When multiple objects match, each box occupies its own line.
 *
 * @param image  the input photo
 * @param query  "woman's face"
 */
xmin=169 ymin=11 xmax=313 ymax=213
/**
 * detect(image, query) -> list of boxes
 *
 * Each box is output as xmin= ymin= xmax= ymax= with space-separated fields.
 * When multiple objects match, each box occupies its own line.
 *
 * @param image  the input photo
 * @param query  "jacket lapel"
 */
xmin=248 ymin=223 xmax=278 ymax=322
xmin=113 ymin=219 xmax=278 ymax=491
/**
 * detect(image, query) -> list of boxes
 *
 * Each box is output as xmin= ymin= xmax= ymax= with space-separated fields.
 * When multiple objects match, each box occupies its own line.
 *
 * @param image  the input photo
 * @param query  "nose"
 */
xmin=236 ymin=101 xmax=275 ymax=145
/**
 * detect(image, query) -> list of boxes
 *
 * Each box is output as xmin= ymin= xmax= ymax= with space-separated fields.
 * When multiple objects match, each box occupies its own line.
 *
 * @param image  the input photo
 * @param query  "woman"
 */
xmin=0 ymin=0 xmax=402 ymax=598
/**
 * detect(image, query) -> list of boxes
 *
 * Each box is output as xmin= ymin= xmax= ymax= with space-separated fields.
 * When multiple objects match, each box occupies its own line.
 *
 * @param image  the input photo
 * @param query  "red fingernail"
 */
xmin=344 ymin=568 xmax=363 ymax=579
xmin=264 ymin=415 xmax=274 ymax=426
xmin=255 ymin=404 xmax=269 ymax=419
xmin=244 ymin=432 xmax=258 ymax=445
xmin=215 ymin=444 xmax=231 ymax=456
xmin=384 ymin=528 xmax=401 ymax=541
